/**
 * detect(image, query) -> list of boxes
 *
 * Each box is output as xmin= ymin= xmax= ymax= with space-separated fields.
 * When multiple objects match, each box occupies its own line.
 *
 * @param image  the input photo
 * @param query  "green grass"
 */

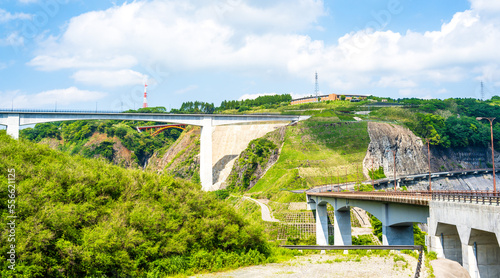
xmin=249 ymin=117 xmax=370 ymax=199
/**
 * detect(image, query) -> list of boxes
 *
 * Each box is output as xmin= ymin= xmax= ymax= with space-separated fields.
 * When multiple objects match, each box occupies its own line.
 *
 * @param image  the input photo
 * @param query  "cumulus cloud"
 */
xmin=0 ymin=9 xmax=31 ymax=22
xmin=7 ymin=87 xmax=106 ymax=108
xmin=72 ymin=69 xmax=148 ymax=87
xmin=27 ymin=0 xmax=500 ymax=95
xmin=469 ymin=0 xmax=500 ymax=13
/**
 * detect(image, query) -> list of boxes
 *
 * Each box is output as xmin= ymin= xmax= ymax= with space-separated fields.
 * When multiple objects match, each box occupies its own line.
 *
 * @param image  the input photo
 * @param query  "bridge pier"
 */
xmin=382 ymin=224 xmax=414 ymax=245
xmin=315 ymin=203 xmax=329 ymax=245
xmin=5 ymin=114 xmax=19 ymax=139
xmin=199 ymin=117 xmax=213 ymax=191
xmin=333 ymin=200 xmax=352 ymax=246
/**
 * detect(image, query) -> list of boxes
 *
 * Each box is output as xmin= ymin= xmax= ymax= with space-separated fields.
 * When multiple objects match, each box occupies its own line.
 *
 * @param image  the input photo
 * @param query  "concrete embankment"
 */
xmin=211 ymin=122 xmax=287 ymax=190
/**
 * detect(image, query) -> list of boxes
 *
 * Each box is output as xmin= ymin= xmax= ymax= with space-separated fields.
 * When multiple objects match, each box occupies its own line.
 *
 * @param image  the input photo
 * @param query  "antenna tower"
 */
xmin=315 ymin=71 xmax=319 ymax=98
xmin=143 ymin=82 xmax=148 ymax=108
xmin=481 ymin=81 xmax=484 ymax=101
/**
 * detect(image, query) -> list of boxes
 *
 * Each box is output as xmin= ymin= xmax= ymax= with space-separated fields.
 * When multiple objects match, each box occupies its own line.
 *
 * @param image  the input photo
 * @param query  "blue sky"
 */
xmin=1 ymin=0 xmax=500 ymax=111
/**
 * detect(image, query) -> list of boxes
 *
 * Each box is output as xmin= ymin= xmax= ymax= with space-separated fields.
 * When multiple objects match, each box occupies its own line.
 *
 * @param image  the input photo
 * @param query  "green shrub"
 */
xmin=0 ymin=133 xmax=272 ymax=277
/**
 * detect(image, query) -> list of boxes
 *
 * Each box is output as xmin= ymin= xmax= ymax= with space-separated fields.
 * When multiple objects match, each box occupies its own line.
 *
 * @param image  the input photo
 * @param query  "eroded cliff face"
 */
xmin=363 ymin=122 xmax=428 ymax=178
xmin=363 ymin=122 xmax=500 ymax=180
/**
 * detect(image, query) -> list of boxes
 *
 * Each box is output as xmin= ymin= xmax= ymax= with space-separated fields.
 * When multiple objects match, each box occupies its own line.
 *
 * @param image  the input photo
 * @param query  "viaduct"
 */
xmin=306 ymin=191 xmax=500 ymax=277
xmin=0 ymin=111 xmax=308 ymax=191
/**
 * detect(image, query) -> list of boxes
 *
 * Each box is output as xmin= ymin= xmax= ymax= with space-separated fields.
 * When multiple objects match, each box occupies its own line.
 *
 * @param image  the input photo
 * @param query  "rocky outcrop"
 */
xmin=363 ymin=122 xmax=500 ymax=189
xmin=146 ymin=126 xmax=200 ymax=180
xmin=225 ymin=126 xmax=286 ymax=190
xmin=212 ymin=123 xmax=288 ymax=189
xmin=363 ymin=122 xmax=428 ymax=178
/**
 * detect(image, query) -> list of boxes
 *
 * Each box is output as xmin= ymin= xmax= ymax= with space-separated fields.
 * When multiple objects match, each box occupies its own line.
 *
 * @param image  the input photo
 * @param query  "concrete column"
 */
xmin=315 ymin=204 xmax=329 ymax=245
xmin=6 ymin=114 xmax=20 ymax=139
xmin=457 ymin=226 xmax=474 ymax=276
xmin=427 ymin=219 xmax=444 ymax=258
xmin=382 ymin=224 xmax=414 ymax=245
xmin=200 ymin=117 xmax=213 ymax=191
xmin=465 ymin=228 xmax=500 ymax=278
xmin=334 ymin=208 xmax=352 ymax=246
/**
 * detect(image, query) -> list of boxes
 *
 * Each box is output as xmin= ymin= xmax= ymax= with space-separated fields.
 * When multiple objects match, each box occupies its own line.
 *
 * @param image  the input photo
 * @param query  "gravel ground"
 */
xmin=192 ymin=252 xmax=428 ymax=278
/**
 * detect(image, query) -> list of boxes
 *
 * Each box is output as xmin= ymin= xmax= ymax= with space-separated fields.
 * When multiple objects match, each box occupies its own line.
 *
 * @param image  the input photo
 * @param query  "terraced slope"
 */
xmin=248 ymin=117 xmax=371 ymax=198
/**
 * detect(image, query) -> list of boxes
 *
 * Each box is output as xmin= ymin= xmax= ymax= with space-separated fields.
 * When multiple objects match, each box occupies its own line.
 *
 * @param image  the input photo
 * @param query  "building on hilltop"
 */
xmin=290 ymin=93 xmax=368 ymax=105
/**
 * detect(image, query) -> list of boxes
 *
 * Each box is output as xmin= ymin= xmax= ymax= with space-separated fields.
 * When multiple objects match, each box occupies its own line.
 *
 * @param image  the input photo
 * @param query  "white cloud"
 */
xmin=174 ymin=85 xmax=198 ymax=95
xmin=18 ymin=0 xmax=38 ymax=3
xmin=27 ymin=0 xmax=500 ymax=93
xmin=29 ymin=55 xmax=138 ymax=71
xmin=6 ymin=87 xmax=106 ymax=108
xmin=238 ymin=92 xmax=276 ymax=101
xmin=0 ymin=32 xmax=25 ymax=47
xmin=0 ymin=9 xmax=31 ymax=22
xmin=469 ymin=0 xmax=500 ymax=13
xmin=72 ymin=69 xmax=148 ymax=87
xmin=28 ymin=1 xmax=325 ymax=73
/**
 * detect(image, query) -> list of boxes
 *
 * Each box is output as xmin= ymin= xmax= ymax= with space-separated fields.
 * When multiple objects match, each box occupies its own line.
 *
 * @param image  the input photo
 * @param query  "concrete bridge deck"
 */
xmin=306 ymin=190 xmax=500 ymax=277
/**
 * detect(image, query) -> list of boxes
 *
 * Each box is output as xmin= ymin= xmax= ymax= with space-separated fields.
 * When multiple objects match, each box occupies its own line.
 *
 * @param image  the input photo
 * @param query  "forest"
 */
xmin=397 ymin=98 xmax=500 ymax=148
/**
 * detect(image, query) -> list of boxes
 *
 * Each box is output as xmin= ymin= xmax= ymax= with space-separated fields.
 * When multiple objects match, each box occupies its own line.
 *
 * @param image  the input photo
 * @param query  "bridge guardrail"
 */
xmin=432 ymin=190 xmax=500 ymax=205
xmin=310 ymin=189 xmax=500 ymax=205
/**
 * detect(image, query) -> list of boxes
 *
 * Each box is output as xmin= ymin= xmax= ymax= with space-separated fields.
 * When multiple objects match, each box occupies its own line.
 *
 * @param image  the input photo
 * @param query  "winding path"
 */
xmin=243 ymin=197 xmax=279 ymax=222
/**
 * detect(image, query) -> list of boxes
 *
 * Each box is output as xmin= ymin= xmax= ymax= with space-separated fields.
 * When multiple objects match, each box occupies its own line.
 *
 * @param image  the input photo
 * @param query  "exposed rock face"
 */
xmin=211 ymin=123 xmax=288 ymax=190
xmin=83 ymin=133 xmax=137 ymax=168
xmin=364 ymin=122 xmax=500 ymax=190
xmin=225 ymin=126 xmax=286 ymax=190
xmin=363 ymin=122 xmax=428 ymax=178
xmin=147 ymin=126 xmax=200 ymax=180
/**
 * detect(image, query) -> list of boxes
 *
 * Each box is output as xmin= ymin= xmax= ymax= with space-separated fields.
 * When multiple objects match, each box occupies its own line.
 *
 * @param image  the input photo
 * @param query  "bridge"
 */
xmin=136 ymin=124 xmax=187 ymax=137
xmin=0 ymin=110 xmax=308 ymax=191
xmin=306 ymin=190 xmax=500 ymax=277
xmin=307 ymin=168 xmax=500 ymax=193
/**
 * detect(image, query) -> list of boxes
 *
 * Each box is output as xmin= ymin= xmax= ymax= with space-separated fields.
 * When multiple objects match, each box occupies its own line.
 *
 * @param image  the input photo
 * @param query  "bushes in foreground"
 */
xmin=0 ymin=131 xmax=273 ymax=277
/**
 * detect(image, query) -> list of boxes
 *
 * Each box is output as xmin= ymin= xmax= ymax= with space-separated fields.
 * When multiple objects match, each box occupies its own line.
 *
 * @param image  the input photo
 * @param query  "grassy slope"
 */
xmin=0 ymin=131 xmax=288 ymax=278
xmin=249 ymin=117 xmax=370 ymax=200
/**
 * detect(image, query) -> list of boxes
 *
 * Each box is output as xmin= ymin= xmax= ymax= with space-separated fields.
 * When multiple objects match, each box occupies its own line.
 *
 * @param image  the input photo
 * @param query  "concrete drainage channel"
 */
xmin=281 ymin=245 xmax=424 ymax=278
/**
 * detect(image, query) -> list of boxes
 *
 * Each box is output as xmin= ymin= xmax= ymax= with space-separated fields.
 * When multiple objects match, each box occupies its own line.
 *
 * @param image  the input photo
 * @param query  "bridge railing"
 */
xmin=313 ymin=189 xmax=433 ymax=200
xmin=432 ymin=190 xmax=500 ymax=205
xmin=312 ymin=189 xmax=500 ymax=205
xmin=0 ymin=109 xmax=125 ymax=113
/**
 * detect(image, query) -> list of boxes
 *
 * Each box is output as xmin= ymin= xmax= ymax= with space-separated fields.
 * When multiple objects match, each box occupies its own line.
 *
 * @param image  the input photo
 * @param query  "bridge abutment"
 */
xmin=429 ymin=200 xmax=500 ymax=278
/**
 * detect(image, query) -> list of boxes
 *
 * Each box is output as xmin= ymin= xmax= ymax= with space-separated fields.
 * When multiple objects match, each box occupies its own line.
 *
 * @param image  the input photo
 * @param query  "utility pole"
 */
xmin=476 ymin=117 xmax=497 ymax=194
xmin=315 ymin=71 xmax=319 ymax=98
xmin=371 ymin=159 xmax=374 ymax=190
xmin=345 ymin=166 xmax=347 ymax=191
xmin=481 ymin=81 xmax=484 ymax=101
xmin=386 ymin=149 xmax=397 ymax=191
xmin=337 ymin=169 xmax=340 ymax=192
xmin=393 ymin=150 xmax=397 ymax=191
xmin=426 ymin=138 xmax=432 ymax=192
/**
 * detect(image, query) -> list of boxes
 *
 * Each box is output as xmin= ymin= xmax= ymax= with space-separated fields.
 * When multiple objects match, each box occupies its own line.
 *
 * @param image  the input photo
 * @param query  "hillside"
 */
xmin=0 ymin=131 xmax=284 ymax=277
xmin=225 ymin=116 xmax=370 ymax=201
